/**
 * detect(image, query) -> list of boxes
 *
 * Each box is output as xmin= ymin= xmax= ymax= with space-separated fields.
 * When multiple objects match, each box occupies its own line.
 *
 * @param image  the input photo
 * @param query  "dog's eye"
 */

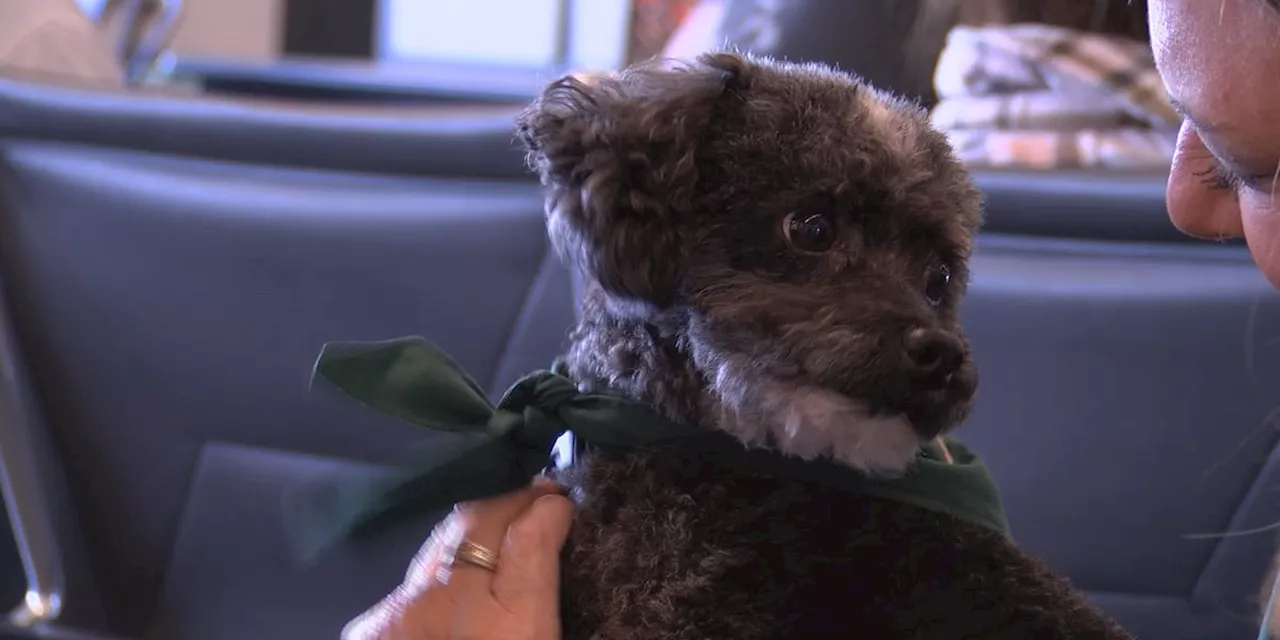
xmin=924 ymin=264 xmax=951 ymax=306
xmin=783 ymin=213 xmax=837 ymax=253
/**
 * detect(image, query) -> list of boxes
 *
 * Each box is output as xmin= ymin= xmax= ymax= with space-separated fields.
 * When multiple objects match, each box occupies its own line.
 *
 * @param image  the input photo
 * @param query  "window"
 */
xmin=376 ymin=0 xmax=631 ymax=70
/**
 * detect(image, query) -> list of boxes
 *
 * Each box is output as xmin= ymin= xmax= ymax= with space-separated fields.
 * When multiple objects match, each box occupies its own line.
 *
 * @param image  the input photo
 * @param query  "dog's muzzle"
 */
xmin=890 ymin=328 xmax=977 ymax=439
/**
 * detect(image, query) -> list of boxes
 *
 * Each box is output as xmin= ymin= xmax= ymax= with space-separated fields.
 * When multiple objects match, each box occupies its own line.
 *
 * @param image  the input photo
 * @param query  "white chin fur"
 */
xmin=713 ymin=368 xmax=924 ymax=476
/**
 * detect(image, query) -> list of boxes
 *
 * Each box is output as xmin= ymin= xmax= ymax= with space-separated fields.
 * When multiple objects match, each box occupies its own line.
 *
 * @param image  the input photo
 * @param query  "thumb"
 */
xmin=491 ymin=493 xmax=575 ymax=608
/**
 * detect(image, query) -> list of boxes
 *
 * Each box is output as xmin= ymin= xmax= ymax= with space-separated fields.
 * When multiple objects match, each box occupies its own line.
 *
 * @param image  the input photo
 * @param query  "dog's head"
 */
xmin=517 ymin=52 xmax=983 ymax=475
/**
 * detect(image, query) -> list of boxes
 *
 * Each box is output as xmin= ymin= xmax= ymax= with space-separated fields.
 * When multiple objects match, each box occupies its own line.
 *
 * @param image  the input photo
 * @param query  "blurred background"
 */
xmin=0 ymin=2 xmax=1276 ymax=640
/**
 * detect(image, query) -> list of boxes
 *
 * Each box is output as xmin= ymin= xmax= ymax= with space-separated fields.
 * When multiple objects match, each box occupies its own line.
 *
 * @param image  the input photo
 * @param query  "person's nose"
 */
xmin=1165 ymin=122 xmax=1246 ymax=241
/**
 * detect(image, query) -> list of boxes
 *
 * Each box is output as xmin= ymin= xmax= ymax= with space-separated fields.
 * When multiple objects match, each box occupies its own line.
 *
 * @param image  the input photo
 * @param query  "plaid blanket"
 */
xmin=930 ymin=24 xmax=1179 ymax=170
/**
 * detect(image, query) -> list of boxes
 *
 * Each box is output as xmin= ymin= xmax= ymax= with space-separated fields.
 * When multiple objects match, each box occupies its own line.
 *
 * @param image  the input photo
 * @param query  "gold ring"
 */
xmin=449 ymin=539 xmax=499 ymax=572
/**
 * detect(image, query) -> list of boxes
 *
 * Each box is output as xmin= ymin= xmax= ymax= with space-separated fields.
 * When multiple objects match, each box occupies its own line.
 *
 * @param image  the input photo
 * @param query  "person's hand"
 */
xmin=342 ymin=477 xmax=575 ymax=640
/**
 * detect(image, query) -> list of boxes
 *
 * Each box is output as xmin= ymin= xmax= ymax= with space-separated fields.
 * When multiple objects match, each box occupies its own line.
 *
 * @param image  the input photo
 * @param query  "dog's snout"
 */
xmin=903 ymin=328 xmax=964 ymax=381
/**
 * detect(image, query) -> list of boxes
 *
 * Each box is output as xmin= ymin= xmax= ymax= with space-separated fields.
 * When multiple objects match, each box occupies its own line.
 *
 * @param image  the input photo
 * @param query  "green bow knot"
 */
xmin=494 ymin=380 xmax=572 ymax=440
xmin=284 ymin=336 xmax=1011 ymax=564
xmin=283 ymin=337 xmax=719 ymax=562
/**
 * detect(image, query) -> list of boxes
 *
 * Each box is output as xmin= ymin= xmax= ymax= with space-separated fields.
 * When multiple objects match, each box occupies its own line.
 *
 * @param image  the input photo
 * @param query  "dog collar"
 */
xmin=283 ymin=337 xmax=1010 ymax=562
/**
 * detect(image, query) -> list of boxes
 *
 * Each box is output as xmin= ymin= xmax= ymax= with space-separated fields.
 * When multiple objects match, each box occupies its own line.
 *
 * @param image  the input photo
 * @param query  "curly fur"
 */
xmin=558 ymin=451 xmax=1126 ymax=640
xmin=517 ymin=51 xmax=1130 ymax=639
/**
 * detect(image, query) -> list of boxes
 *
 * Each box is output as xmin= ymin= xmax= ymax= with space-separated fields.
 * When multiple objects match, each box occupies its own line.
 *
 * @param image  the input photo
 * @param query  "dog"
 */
xmin=517 ymin=51 xmax=1130 ymax=640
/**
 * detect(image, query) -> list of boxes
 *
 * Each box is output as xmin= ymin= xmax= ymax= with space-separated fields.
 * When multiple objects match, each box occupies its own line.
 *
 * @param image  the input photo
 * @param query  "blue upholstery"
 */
xmin=961 ymin=233 xmax=1275 ymax=640
xmin=0 ymin=77 xmax=573 ymax=638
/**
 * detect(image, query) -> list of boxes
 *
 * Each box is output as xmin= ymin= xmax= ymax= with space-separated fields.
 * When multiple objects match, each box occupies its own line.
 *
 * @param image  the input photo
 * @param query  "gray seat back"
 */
xmin=962 ymin=170 xmax=1276 ymax=639
xmin=0 ymin=77 xmax=573 ymax=638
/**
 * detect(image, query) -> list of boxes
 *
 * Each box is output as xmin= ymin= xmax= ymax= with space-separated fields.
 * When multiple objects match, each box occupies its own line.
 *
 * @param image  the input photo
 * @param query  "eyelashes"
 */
xmin=1180 ymin=124 xmax=1278 ymax=194
xmin=1194 ymin=159 xmax=1255 ymax=192
xmin=1192 ymin=155 xmax=1278 ymax=194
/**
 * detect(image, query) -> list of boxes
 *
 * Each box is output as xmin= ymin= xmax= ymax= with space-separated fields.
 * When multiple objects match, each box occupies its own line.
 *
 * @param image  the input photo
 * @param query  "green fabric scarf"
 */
xmin=283 ymin=337 xmax=1010 ymax=562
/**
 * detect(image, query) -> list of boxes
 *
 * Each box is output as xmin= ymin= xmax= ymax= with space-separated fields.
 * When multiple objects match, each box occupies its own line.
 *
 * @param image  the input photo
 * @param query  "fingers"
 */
xmin=404 ymin=515 xmax=461 ymax=586
xmin=342 ymin=478 xmax=570 ymax=640
xmin=441 ymin=480 xmax=567 ymax=593
xmin=343 ymin=517 xmax=462 ymax=640
xmin=491 ymin=493 xmax=575 ymax=609
xmin=341 ymin=582 xmax=421 ymax=640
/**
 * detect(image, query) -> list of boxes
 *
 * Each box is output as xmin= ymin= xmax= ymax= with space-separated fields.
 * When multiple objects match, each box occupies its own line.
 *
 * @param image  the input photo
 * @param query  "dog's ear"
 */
xmin=516 ymin=52 xmax=752 ymax=311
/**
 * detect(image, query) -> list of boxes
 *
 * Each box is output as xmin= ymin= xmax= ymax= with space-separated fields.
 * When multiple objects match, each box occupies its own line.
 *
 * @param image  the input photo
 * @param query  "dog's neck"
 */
xmin=560 ymin=290 xmax=714 ymax=429
xmin=559 ymin=286 xmax=924 ymax=475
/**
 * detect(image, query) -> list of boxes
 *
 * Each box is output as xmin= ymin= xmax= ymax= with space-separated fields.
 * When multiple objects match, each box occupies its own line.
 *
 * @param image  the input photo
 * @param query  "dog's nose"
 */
xmin=903 ymin=328 xmax=964 ymax=381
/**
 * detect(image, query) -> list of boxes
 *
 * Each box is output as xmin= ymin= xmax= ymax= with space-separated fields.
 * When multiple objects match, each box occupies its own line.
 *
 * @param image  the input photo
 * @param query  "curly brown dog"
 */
xmin=516 ymin=51 xmax=1130 ymax=640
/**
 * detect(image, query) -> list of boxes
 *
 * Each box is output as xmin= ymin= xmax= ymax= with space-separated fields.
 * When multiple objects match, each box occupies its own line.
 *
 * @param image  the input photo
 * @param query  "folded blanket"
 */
xmin=931 ymin=23 xmax=1179 ymax=170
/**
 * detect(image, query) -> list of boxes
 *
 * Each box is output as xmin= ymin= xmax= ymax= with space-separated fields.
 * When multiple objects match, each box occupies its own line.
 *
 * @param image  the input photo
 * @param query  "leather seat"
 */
xmin=0 ymin=80 xmax=532 ymax=179
xmin=0 ymin=76 xmax=573 ymax=639
xmin=961 ymin=186 xmax=1272 ymax=639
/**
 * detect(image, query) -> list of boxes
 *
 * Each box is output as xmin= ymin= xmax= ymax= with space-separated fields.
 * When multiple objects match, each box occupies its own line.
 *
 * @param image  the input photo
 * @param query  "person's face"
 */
xmin=1151 ymin=0 xmax=1280 ymax=286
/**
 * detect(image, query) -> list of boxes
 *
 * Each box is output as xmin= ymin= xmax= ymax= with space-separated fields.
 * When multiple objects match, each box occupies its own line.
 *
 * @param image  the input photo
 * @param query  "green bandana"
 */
xmin=283 ymin=337 xmax=1010 ymax=561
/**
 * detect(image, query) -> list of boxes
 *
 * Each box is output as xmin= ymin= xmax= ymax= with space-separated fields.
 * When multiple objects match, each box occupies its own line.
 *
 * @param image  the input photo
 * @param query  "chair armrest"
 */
xmin=165 ymin=56 xmax=546 ymax=105
xmin=971 ymin=168 xmax=1216 ymax=244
